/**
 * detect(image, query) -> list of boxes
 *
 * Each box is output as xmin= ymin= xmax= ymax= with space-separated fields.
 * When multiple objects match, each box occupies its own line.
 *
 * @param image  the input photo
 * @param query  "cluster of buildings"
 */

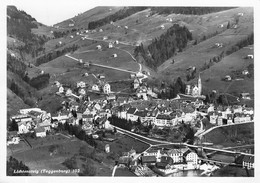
xmin=117 ymin=147 xmax=200 ymax=176
xmin=207 ymin=104 xmax=254 ymax=126
xmin=8 ymin=108 xmax=52 ymax=145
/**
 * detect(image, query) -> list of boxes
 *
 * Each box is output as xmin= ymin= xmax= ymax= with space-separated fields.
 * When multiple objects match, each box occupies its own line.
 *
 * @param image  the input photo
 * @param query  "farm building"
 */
xmin=224 ymin=75 xmax=232 ymax=81
xmin=97 ymin=45 xmax=102 ymax=50
xmin=242 ymin=70 xmax=249 ymax=75
xmin=108 ymin=42 xmax=113 ymax=48
xmin=103 ymin=36 xmax=108 ymax=40
xmin=115 ymin=40 xmax=119 ymax=44
xmin=160 ymin=25 xmax=165 ymax=29
xmin=69 ymin=23 xmax=74 ymax=27
xmin=92 ymin=84 xmax=100 ymax=91
xmin=246 ymin=54 xmax=254 ymax=59
xmin=99 ymin=29 xmax=103 ymax=32
xmin=70 ymin=35 xmax=74 ymax=38
xmin=112 ymin=53 xmax=117 ymax=58
xmin=103 ymin=83 xmax=111 ymax=94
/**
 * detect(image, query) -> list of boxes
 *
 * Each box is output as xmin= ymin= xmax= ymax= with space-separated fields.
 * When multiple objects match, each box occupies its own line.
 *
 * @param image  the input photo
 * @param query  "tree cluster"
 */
xmin=7 ymin=156 xmax=30 ymax=176
xmin=134 ymin=24 xmax=192 ymax=69
xmin=35 ymin=44 xmax=79 ymax=66
xmin=29 ymin=73 xmax=50 ymax=90
xmin=150 ymin=7 xmax=236 ymax=16
xmin=108 ymin=115 xmax=134 ymax=131
xmin=158 ymin=77 xmax=186 ymax=99
xmin=88 ymin=7 xmax=147 ymax=30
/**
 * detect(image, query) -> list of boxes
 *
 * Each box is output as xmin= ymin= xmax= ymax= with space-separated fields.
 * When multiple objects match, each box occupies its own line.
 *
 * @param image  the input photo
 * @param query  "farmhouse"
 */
xmin=77 ymin=81 xmax=86 ymax=88
xmin=96 ymin=45 xmax=102 ymax=50
xmin=92 ymin=84 xmax=100 ymax=91
xmin=108 ymin=42 xmax=113 ymax=48
xmin=103 ymin=36 xmax=108 ymax=40
xmin=112 ymin=53 xmax=117 ymax=58
xmin=35 ymin=126 xmax=46 ymax=138
xmin=103 ymin=83 xmax=111 ymax=94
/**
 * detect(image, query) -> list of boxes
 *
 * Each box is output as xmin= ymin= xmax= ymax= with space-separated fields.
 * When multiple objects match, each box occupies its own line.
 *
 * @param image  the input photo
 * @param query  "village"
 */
xmin=7 ymin=72 xmax=254 ymax=176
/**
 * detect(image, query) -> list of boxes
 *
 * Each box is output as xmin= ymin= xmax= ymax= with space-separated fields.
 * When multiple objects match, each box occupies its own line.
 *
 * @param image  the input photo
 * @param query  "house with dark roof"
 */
xmin=35 ymin=126 xmax=46 ymax=137
xmin=242 ymin=155 xmax=254 ymax=169
xmin=134 ymin=110 xmax=149 ymax=123
xmin=141 ymin=156 xmax=157 ymax=165
xmin=155 ymin=114 xmax=175 ymax=128
xmin=126 ymin=108 xmax=138 ymax=121
xmin=82 ymin=114 xmax=94 ymax=124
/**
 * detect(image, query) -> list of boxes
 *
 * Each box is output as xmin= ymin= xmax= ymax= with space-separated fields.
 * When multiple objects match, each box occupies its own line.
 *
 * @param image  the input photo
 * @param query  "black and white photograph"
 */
xmin=2 ymin=0 xmax=258 ymax=181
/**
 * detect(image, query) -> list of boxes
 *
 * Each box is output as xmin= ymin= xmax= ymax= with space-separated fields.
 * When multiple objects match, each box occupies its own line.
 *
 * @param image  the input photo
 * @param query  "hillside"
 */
xmin=54 ymin=6 xmax=123 ymax=29
xmin=157 ymin=7 xmax=253 ymax=83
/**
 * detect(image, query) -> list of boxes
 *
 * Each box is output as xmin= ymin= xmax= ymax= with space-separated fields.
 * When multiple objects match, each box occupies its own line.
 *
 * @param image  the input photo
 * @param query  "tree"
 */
xmin=227 ymin=21 xmax=231 ymax=29
xmin=78 ymin=163 xmax=96 ymax=176
xmin=9 ymin=119 xmax=18 ymax=131
xmin=7 ymin=156 xmax=30 ymax=176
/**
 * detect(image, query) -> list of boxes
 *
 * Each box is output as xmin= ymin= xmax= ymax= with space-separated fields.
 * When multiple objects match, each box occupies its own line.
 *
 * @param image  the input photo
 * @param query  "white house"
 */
xmin=124 ymin=26 xmax=128 ymax=29
xmin=192 ymin=85 xmax=199 ymax=97
xmin=112 ymin=53 xmax=117 ymax=58
xmin=92 ymin=84 xmax=100 ymax=91
xmin=18 ymin=121 xmax=32 ymax=134
xmin=103 ymin=83 xmax=111 ymax=94
xmin=242 ymin=156 xmax=254 ymax=169
xmin=184 ymin=150 xmax=198 ymax=165
xmin=103 ymin=36 xmax=108 ymax=40
xmin=108 ymin=42 xmax=113 ymax=48
xmin=242 ymin=70 xmax=249 ymax=75
xmin=160 ymin=25 xmax=165 ymax=29
xmin=70 ymin=35 xmax=74 ymax=38
xmin=66 ymin=89 xmax=72 ymax=96
xmin=246 ymin=55 xmax=254 ymax=59
xmin=35 ymin=126 xmax=46 ymax=137
xmin=96 ymin=45 xmax=102 ymax=50
xmin=77 ymin=81 xmax=86 ymax=88
xmin=133 ymin=78 xmax=140 ymax=89
xmin=79 ymin=88 xmax=86 ymax=95
xmin=99 ymin=29 xmax=103 ymax=32
xmin=19 ymin=108 xmax=43 ymax=115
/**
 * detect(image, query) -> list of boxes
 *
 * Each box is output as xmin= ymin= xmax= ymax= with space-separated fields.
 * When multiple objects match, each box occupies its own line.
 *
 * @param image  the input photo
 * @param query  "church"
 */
xmin=185 ymin=73 xmax=202 ymax=97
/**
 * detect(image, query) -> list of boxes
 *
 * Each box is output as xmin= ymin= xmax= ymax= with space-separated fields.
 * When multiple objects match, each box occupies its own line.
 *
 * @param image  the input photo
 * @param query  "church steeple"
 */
xmin=198 ymin=72 xmax=202 ymax=96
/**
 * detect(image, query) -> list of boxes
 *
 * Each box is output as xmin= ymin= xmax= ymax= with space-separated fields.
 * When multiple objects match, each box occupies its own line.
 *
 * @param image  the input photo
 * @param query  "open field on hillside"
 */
xmin=7 ymin=134 xmax=86 ymax=176
xmin=56 ymin=6 xmax=123 ymax=29
xmin=32 ymin=25 xmax=54 ymax=38
xmin=71 ymin=48 xmax=139 ymax=72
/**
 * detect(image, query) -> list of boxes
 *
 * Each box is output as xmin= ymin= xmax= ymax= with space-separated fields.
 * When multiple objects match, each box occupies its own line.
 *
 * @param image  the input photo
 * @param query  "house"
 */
xmin=92 ymin=84 xmax=100 ymax=91
xmin=134 ymin=111 xmax=149 ymax=123
xmin=77 ymin=81 xmax=86 ymax=88
xmin=82 ymin=114 xmax=94 ymax=124
xmin=70 ymin=35 xmax=74 ymax=38
xmin=7 ymin=131 xmax=20 ymax=145
xmin=69 ymin=23 xmax=74 ymax=27
xmin=155 ymin=114 xmax=175 ymax=127
xmin=11 ymin=114 xmax=32 ymax=123
xmin=160 ymin=25 xmax=165 ymax=29
xmin=130 ymin=74 xmax=136 ymax=79
xmin=124 ymin=26 xmax=128 ymax=29
xmin=141 ymin=156 xmax=156 ymax=165
xmin=183 ymin=149 xmax=198 ymax=165
xmin=224 ymin=75 xmax=232 ymax=81
xmin=78 ymin=88 xmax=86 ymax=96
xmin=167 ymin=148 xmax=187 ymax=163
xmin=126 ymin=108 xmax=138 ymax=121
xmin=59 ymin=41 xmax=62 ymax=45
xmin=99 ymin=75 xmax=105 ymax=79
xmin=242 ymin=70 xmax=249 ymax=75
xmin=108 ymin=42 xmax=113 ymax=48
xmin=103 ymin=83 xmax=111 ymax=94
xmin=246 ymin=54 xmax=253 ymax=59
xmin=99 ymin=29 xmax=103 ymax=32
xmin=58 ymin=86 xmax=64 ymax=93
xmin=35 ymin=126 xmax=46 ymax=137
xmin=18 ymin=121 xmax=32 ymax=134
xmin=112 ymin=53 xmax=117 ymax=58
xmin=66 ymin=89 xmax=72 ymax=96
xmin=133 ymin=78 xmax=140 ymax=89
xmin=115 ymin=40 xmax=119 ymax=44
xmin=107 ymin=93 xmax=116 ymax=101
xmin=242 ymin=155 xmax=254 ymax=169
xmin=240 ymin=93 xmax=251 ymax=100
xmin=19 ymin=108 xmax=43 ymax=115
xmin=103 ymin=36 xmax=108 ymax=40
xmin=96 ymin=45 xmax=102 ymax=50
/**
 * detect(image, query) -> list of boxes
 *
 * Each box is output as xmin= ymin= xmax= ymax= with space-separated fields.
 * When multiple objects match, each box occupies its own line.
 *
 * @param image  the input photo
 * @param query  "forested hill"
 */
xmin=88 ymin=7 xmax=148 ymax=30
xmin=7 ymin=6 xmax=48 ymax=57
xmin=150 ymin=7 xmax=237 ymax=15
xmin=134 ymin=24 xmax=192 ymax=69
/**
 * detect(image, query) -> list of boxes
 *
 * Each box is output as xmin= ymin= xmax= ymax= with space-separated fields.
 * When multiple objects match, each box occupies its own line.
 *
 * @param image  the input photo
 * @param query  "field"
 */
xmin=7 ymin=134 xmax=87 ymax=176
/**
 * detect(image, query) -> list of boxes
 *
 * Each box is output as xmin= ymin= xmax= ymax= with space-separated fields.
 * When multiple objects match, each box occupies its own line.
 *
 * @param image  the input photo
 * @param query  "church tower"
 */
xmin=198 ymin=72 xmax=202 ymax=96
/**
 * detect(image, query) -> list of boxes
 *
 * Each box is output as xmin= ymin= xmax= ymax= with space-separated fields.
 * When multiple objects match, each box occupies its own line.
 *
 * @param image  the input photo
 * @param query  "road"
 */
xmin=197 ymin=121 xmax=254 ymax=139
